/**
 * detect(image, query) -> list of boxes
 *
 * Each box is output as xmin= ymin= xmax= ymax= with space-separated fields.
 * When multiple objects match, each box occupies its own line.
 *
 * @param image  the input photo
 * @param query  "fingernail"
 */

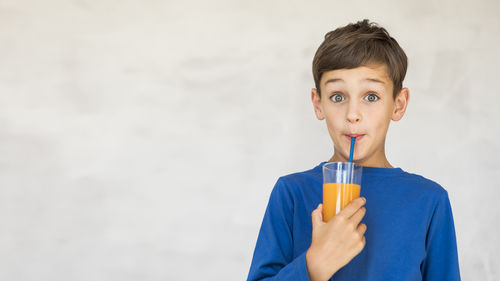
xmin=362 ymin=197 xmax=366 ymax=203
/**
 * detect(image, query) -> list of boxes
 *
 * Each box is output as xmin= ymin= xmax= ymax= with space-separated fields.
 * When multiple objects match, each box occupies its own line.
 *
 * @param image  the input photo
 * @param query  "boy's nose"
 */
xmin=346 ymin=103 xmax=362 ymax=123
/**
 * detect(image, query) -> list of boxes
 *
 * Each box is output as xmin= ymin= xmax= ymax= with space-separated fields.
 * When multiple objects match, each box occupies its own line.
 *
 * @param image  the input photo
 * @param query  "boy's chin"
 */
xmin=331 ymin=152 xmax=364 ymax=163
xmin=349 ymin=153 xmax=367 ymax=164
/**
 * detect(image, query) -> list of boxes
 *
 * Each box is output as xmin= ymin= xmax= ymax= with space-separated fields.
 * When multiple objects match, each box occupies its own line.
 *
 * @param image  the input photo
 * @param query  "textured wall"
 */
xmin=1 ymin=0 xmax=499 ymax=280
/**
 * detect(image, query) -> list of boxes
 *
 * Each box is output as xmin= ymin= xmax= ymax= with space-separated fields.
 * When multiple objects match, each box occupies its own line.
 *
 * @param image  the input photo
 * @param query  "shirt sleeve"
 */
xmin=421 ymin=189 xmax=461 ymax=281
xmin=247 ymin=178 xmax=310 ymax=281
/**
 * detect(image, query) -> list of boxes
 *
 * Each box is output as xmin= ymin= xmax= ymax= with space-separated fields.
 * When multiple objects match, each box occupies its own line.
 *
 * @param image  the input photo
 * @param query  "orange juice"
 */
xmin=323 ymin=183 xmax=361 ymax=222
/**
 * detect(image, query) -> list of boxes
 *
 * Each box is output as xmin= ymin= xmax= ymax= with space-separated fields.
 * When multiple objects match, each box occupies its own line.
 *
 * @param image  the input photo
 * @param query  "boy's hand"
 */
xmin=305 ymin=197 xmax=367 ymax=281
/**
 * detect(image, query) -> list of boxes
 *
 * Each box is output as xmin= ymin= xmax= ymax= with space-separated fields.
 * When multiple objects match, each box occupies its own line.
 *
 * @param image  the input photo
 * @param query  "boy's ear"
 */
xmin=311 ymin=88 xmax=325 ymax=120
xmin=392 ymin=87 xmax=410 ymax=121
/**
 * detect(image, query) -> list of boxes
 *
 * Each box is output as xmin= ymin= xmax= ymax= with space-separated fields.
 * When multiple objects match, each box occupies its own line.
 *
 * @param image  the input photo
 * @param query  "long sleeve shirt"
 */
xmin=247 ymin=161 xmax=461 ymax=281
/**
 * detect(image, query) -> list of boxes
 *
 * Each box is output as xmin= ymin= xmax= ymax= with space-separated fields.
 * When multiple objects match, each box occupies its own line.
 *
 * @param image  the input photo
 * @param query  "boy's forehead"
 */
xmin=321 ymin=64 xmax=391 ymax=86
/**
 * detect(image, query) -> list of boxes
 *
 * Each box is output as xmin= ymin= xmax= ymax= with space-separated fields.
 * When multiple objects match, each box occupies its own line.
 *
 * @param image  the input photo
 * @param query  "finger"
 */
xmin=357 ymin=223 xmax=367 ymax=236
xmin=352 ymin=235 xmax=366 ymax=256
xmin=339 ymin=197 xmax=366 ymax=218
xmin=350 ymin=206 xmax=366 ymax=226
xmin=359 ymin=236 xmax=366 ymax=250
xmin=311 ymin=204 xmax=323 ymax=228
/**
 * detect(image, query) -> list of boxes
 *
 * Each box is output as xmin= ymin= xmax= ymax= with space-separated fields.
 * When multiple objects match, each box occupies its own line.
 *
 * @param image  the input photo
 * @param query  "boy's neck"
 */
xmin=328 ymin=153 xmax=394 ymax=168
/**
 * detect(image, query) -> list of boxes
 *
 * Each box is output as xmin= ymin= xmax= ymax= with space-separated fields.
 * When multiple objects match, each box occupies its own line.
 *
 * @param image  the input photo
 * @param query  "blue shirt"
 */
xmin=247 ymin=162 xmax=460 ymax=281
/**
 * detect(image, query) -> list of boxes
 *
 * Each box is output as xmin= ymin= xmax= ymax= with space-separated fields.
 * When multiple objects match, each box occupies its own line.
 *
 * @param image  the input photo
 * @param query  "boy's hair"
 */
xmin=312 ymin=19 xmax=408 ymax=99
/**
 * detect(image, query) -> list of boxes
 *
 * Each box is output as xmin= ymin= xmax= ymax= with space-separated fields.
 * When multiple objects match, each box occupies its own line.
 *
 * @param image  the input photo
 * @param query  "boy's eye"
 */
xmin=365 ymin=93 xmax=379 ymax=102
xmin=330 ymin=93 xmax=345 ymax=103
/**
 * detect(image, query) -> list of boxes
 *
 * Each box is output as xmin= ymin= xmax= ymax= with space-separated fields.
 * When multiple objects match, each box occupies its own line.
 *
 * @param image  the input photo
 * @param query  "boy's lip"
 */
xmin=345 ymin=134 xmax=365 ymax=141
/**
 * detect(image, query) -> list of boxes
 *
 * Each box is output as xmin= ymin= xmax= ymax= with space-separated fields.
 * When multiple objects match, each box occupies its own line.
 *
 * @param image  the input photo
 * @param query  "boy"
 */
xmin=247 ymin=19 xmax=460 ymax=281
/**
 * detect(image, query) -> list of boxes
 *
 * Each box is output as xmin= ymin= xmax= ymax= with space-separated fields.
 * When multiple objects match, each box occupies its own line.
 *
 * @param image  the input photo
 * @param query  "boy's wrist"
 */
xmin=306 ymin=248 xmax=338 ymax=281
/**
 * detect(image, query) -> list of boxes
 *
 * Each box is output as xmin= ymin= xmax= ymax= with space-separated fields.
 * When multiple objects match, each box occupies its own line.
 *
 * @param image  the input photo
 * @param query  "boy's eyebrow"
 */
xmin=324 ymin=78 xmax=344 ymax=85
xmin=324 ymin=78 xmax=386 ymax=85
xmin=365 ymin=78 xmax=386 ymax=84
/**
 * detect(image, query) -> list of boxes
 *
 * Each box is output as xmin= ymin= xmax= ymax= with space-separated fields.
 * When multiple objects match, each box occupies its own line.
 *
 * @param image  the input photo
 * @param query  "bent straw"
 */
xmin=349 ymin=137 xmax=355 ymax=163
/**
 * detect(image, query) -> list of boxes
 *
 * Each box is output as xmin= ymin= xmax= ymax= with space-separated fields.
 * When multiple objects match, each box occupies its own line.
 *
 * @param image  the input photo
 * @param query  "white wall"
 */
xmin=1 ymin=0 xmax=499 ymax=280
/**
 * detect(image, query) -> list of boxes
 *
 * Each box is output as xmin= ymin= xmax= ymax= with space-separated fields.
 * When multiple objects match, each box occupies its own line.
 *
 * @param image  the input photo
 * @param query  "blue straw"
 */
xmin=348 ymin=137 xmax=355 ymax=162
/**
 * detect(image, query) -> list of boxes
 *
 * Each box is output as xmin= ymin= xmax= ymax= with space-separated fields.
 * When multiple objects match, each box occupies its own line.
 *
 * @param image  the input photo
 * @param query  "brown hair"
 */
xmin=312 ymin=19 xmax=408 ymax=99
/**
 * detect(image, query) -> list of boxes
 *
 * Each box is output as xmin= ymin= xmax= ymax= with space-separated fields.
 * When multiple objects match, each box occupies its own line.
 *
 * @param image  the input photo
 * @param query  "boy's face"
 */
xmin=311 ymin=63 xmax=409 ymax=167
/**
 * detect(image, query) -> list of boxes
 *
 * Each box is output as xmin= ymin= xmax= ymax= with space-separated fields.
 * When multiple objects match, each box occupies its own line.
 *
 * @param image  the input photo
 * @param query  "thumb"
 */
xmin=311 ymin=203 xmax=323 ymax=227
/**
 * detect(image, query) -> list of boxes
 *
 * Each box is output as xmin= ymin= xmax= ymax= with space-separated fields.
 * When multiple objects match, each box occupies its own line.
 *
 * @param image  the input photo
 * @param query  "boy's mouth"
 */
xmin=345 ymin=134 xmax=365 ymax=142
